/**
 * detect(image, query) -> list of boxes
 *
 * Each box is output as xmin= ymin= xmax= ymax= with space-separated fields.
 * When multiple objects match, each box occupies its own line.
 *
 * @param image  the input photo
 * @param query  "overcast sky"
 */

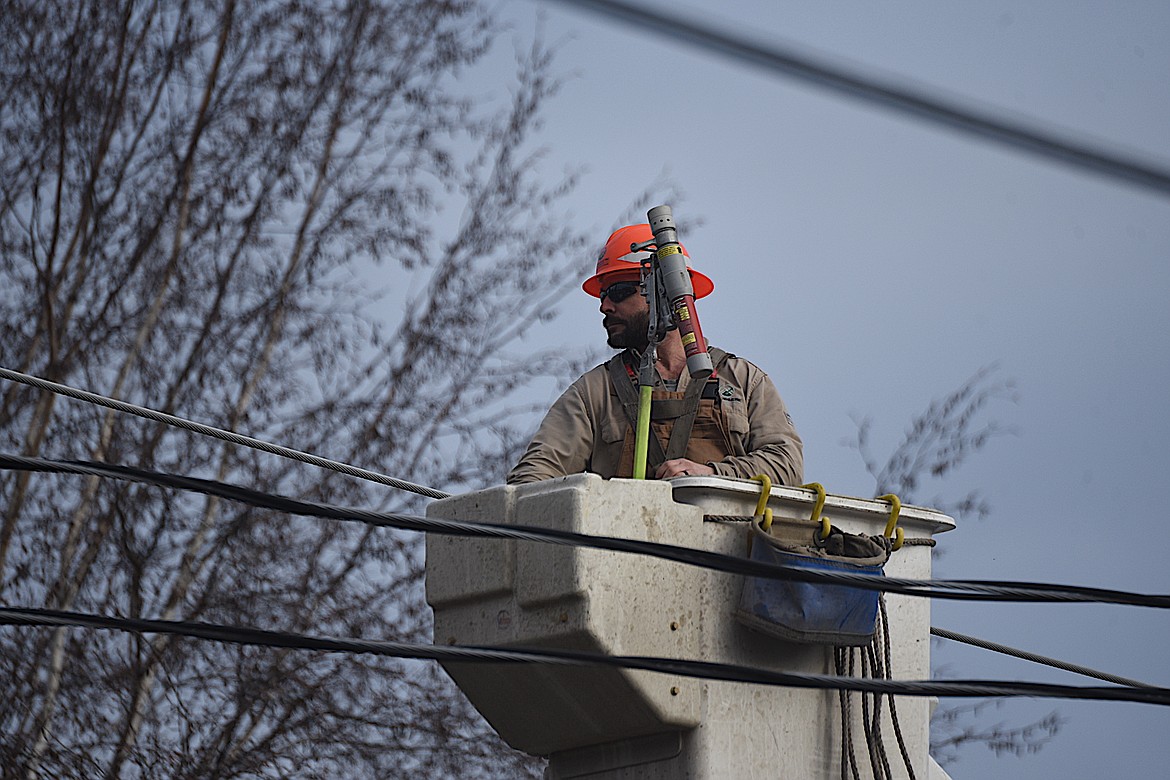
xmin=458 ymin=1 xmax=1170 ymax=776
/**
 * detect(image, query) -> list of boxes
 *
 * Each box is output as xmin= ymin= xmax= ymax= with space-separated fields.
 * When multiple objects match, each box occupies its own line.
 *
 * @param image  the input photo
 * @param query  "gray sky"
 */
xmin=465 ymin=1 xmax=1170 ymax=776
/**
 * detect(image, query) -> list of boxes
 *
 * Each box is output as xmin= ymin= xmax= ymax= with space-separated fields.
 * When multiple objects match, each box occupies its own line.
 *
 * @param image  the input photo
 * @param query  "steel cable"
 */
xmin=1 ymin=606 xmax=1167 ymax=706
xmin=548 ymin=0 xmax=1170 ymax=196
xmin=930 ymin=626 xmax=1157 ymax=689
xmin=0 ymin=366 xmax=449 ymax=499
xmin=4 ymin=454 xmax=1170 ymax=610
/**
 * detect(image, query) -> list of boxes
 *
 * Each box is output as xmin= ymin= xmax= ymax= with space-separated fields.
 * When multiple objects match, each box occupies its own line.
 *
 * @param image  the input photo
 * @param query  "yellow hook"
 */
xmin=801 ymin=482 xmax=833 ymax=543
xmin=750 ymin=474 xmax=774 ymax=531
xmin=878 ymin=493 xmax=905 ymax=551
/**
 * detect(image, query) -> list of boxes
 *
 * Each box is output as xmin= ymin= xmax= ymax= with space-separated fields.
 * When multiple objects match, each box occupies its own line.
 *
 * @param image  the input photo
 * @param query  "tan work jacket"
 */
xmin=506 ymin=347 xmax=803 ymax=486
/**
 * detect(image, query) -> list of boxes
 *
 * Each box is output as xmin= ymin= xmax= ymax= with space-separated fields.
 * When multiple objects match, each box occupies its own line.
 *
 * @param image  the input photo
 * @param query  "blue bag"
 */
xmin=736 ymin=522 xmax=890 ymax=646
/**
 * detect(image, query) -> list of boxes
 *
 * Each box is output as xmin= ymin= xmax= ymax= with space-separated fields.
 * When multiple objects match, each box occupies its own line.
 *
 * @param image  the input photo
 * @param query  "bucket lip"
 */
xmin=668 ymin=475 xmax=957 ymax=534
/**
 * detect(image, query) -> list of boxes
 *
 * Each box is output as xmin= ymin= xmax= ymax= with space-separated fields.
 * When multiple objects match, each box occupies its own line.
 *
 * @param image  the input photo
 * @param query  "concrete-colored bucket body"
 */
xmin=425 ymin=474 xmax=954 ymax=778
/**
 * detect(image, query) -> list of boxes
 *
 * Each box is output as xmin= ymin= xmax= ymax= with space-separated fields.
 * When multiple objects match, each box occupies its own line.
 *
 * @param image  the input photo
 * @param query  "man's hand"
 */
xmin=656 ymin=458 xmax=715 ymax=479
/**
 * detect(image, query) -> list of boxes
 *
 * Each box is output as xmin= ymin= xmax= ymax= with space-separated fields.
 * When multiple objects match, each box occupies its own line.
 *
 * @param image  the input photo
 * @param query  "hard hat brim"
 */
xmin=582 ymin=267 xmax=714 ymax=299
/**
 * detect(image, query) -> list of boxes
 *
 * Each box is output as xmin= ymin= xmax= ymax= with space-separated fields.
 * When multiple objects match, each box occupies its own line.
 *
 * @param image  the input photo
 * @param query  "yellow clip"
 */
xmin=801 ymin=482 xmax=832 ymax=543
xmin=879 ymin=493 xmax=905 ymax=551
xmin=750 ymin=474 xmax=774 ymax=531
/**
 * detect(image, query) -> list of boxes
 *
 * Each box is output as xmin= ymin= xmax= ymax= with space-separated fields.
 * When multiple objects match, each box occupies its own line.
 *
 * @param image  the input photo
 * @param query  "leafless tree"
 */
xmin=0 ymin=0 xmax=590 ymax=777
xmin=927 ymin=700 xmax=1063 ymax=768
xmin=846 ymin=365 xmax=1015 ymax=522
xmin=845 ymin=366 xmax=1063 ymax=766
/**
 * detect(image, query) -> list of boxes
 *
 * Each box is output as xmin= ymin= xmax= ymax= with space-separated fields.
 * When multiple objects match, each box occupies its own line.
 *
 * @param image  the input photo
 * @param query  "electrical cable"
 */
xmin=930 ymin=626 xmax=1157 ymax=689
xmin=7 ymin=4 xmax=1167 ymax=733
xmin=5 ymin=454 xmax=1170 ymax=610
xmin=4 ymin=454 xmax=1162 ymax=704
xmin=1 ymin=606 xmax=1167 ymax=706
xmin=0 ymin=366 xmax=448 ymax=500
xmin=545 ymin=0 xmax=1170 ymax=197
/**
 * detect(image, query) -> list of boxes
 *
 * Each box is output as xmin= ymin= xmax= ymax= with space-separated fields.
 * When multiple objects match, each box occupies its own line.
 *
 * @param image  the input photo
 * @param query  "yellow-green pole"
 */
xmin=632 ymin=383 xmax=653 ymax=479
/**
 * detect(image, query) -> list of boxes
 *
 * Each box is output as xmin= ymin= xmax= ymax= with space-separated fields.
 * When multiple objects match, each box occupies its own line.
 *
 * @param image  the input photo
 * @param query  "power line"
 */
xmin=931 ymin=626 xmax=1157 ymax=689
xmin=0 ymin=366 xmax=449 ymax=500
xmin=546 ymin=0 xmax=1170 ymax=196
xmin=5 ymin=457 xmax=1165 ymax=706
xmin=2 ymin=607 xmax=1167 ymax=706
xmin=5 ymin=454 xmax=1170 ymax=610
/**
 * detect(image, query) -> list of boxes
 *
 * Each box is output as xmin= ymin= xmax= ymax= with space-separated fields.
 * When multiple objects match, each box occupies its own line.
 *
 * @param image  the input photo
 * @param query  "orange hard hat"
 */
xmin=582 ymin=224 xmax=714 ymax=299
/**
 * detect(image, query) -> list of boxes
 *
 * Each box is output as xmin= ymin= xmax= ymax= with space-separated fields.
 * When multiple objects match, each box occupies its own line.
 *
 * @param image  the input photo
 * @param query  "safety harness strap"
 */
xmin=664 ymin=347 xmax=728 ymax=461
xmin=608 ymin=356 xmax=668 ymax=466
xmin=607 ymin=347 xmax=729 ymax=468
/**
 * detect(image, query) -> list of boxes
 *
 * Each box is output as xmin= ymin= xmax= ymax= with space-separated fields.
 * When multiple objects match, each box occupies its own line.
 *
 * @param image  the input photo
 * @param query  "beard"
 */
xmin=604 ymin=308 xmax=650 ymax=351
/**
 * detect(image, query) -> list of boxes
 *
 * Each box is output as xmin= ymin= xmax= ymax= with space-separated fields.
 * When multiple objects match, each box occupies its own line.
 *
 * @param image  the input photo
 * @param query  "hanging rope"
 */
xmin=881 ymin=598 xmax=916 ymax=778
xmin=835 ymin=595 xmax=916 ymax=780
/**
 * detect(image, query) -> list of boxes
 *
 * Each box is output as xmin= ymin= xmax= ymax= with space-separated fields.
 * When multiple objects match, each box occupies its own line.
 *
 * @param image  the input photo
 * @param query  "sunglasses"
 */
xmin=599 ymin=281 xmax=642 ymax=303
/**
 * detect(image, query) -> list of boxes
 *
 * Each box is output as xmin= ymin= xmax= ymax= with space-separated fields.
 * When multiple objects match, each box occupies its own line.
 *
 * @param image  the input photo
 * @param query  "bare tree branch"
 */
xmin=0 ymin=1 xmax=582 ymax=776
xmin=845 ymin=367 xmax=1068 ymax=765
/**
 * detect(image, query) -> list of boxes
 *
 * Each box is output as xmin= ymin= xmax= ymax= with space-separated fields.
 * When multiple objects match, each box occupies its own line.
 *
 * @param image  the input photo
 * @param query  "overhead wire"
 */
xmin=3 ymin=376 xmax=1165 ymax=701
xmin=930 ymin=626 xmax=1157 ymax=689
xmin=545 ymin=0 xmax=1170 ymax=197
xmin=0 ymin=366 xmax=449 ymax=500
xmin=5 ymin=454 xmax=1170 ymax=611
xmin=2 ymin=606 xmax=1167 ymax=707
xmin=5 ymin=4 xmax=1167 ymax=735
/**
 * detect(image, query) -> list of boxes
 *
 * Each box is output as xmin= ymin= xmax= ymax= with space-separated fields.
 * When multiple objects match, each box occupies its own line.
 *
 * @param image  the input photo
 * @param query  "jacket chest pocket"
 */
xmin=721 ymin=401 xmax=750 ymax=455
xmin=601 ymin=405 xmax=630 ymax=444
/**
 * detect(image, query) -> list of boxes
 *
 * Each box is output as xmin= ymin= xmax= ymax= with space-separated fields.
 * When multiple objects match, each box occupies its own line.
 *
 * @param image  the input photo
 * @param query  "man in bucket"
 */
xmin=508 ymin=224 xmax=803 ymax=486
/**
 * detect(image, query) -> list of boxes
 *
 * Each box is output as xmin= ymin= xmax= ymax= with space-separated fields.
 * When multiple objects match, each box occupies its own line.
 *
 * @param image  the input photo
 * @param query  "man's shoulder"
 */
xmin=566 ymin=358 xmax=619 ymax=391
xmin=709 ymin=346 xmax=753 ymax=371
xmin=709 ymin=347 xmax=774 ymax=387
xmin=584 ymin=357 xmax=619 ymax=378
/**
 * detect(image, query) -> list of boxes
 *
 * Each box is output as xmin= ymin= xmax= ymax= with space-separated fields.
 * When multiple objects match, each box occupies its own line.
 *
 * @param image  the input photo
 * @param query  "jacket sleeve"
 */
xmin=506 ymin=378 xmax=597 ymax=484
xmin=707 ymin=361 xmax=804 ymax=486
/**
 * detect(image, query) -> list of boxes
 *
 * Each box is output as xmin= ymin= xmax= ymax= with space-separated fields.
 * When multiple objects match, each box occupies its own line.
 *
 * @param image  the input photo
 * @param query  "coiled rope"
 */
xmin=836 ymin=596 xmax=916 ymax=780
